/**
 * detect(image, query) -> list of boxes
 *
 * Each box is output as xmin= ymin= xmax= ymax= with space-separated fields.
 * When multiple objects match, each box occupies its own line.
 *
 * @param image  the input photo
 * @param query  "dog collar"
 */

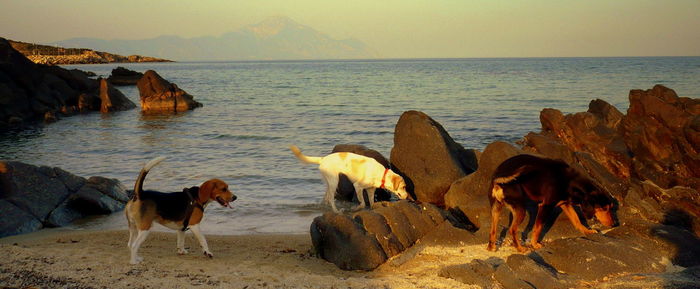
xmin=380 ymin=168 xmax=390 ymax=189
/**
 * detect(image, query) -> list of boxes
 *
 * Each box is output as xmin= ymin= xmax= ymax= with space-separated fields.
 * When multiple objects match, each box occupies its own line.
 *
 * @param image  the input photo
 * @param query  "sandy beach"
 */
xmin=0 ymin=223 xmax=512 ymax=289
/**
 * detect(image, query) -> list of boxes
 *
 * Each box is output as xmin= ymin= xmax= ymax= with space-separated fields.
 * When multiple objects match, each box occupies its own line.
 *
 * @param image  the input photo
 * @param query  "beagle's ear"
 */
xmin=199 ymin=180 xmax=215 ymax=203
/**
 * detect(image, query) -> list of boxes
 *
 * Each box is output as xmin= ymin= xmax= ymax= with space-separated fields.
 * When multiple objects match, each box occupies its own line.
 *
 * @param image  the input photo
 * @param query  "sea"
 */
xmin=1 ymin=57 xmax=699 ymax=235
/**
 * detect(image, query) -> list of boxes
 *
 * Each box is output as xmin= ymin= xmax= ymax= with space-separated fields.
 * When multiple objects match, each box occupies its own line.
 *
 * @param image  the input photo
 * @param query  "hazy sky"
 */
xmin=2 ymin=0 xmax=699 ymax=58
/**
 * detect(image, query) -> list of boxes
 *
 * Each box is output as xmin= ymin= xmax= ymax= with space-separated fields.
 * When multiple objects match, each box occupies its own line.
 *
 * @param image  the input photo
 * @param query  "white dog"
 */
xmin=290 ymin=145 xmax=410 ymax=211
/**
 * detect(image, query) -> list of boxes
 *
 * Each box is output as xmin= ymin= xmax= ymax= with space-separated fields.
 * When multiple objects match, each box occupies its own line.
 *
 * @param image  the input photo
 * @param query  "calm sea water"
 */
xmin=2 ymin=57 xmax=699 ymax=235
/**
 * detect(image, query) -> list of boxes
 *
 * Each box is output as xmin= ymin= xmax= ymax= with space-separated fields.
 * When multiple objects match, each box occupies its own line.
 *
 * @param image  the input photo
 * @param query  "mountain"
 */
xmin=53 ymin=16 xmax=379 ymax=61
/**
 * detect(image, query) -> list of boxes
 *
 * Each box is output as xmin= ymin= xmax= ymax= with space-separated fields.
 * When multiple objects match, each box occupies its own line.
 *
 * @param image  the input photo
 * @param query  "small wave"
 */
xmin=209 ymin=134 xmax=283 ymax=141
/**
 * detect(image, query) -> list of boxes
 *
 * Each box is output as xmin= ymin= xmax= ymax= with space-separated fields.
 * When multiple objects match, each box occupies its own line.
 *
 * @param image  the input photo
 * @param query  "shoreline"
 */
xmin=0 ymin=226 xmax=487 ymax=289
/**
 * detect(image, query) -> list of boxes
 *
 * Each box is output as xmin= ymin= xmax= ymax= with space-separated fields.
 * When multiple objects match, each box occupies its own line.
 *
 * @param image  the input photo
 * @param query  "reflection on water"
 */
xmin=2 ymin=57 xmax=700 ymax=235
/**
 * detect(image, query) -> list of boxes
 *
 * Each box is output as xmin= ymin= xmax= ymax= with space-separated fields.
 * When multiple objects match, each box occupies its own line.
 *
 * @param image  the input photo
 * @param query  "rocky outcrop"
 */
xmin=0 ymin=161 xmax=129 ymax=238
xmin=310 ymin=200 xmax=447 ymax=270
xmin=137 ymin=70 xmax=202 ymax=113
xmin=390 ymin=111 xmax=478 ymax=206
xmin=107 ymin=67 xmax=143 ymax=86
xmin=521 ymin=85 xmax=700 ymax=235
xmin=440 ymin=219 xmax=700 ymax=288
xmin=9 ymin=39 xmax=172 ymax=65
xmin=0 ymin=37 xmax=136 ymax=128
xmin=331 ymin=144 xmax=391 ymax=202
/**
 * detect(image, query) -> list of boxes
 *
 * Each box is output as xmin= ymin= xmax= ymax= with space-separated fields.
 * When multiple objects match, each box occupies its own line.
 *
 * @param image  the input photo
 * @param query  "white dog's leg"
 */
xmin=366 ymin=188 xmax=376 ymax=208
xmin=323 ymin=173 xmax=340 ymax=212
xmin=177 ymin=230 xmax=188 ymax=255
xmin=353 ymin=183 xmax=366 ymax=210
xmin=189 ymin=224 xmax=213 ymax=258
xmin=130 ymin=230 xmax=150 ymax=264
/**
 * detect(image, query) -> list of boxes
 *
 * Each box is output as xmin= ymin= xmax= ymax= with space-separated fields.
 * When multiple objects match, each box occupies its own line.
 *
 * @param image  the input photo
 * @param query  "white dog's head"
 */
xmin=386 ymin=171 xmax=410 ymax=200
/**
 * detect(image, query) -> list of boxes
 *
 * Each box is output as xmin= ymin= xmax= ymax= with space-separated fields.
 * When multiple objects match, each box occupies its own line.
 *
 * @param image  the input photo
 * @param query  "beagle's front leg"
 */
xmin=189 ymin=224 xmax=213 ymax=258
xmin=177 ymin=230 xmax=188 ymax=255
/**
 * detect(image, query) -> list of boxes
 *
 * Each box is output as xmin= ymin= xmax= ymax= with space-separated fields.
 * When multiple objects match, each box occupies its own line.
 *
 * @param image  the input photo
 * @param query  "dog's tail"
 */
xmin=133 ymin=156 xmax=166 ymax=200
xmin=290 ymin=145 xmax=322 ymax=165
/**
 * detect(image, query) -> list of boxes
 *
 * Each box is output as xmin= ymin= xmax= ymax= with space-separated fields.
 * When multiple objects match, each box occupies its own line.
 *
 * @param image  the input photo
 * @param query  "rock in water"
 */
xmin=390 ymin=110 xmax=478 ymax=206
xmin=137 ymin=70 xmax=202 ymax=113
xmin=107 ymin=66 xmax=143 ymax=86
xmin=99 ymin=78 xmax=136 ymax=113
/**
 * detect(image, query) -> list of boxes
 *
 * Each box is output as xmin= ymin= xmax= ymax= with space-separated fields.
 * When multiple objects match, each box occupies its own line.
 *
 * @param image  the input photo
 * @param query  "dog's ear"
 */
xmin=199 ymin=180 xmax=215 ymax=202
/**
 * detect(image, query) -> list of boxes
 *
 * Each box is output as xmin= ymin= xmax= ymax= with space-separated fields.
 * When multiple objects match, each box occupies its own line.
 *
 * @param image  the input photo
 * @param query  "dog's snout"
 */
xmin=231 ymin=195 xmax=238 ymax=201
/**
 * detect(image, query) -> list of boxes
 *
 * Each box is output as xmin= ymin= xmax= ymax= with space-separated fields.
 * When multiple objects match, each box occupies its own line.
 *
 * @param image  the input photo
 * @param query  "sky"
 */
xmin=1 ymin=0 xmax=699 ymax=58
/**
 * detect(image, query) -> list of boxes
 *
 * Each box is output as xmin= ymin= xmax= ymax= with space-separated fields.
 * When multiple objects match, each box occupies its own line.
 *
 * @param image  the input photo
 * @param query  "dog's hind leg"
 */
xmin=530 ymin=203 xmax=555 ymax=249
xmin=487 ymin=200 xmax=504 ymax=251
xmin=507 ymin=205 xmax=528 ymax=253
xmin=130 ymin=230 xmax=150 ymax=264
xmin=190 ymin=224 xmax=213 ymax=258
xmin=323 ymin=174 xmax=340 ymax=212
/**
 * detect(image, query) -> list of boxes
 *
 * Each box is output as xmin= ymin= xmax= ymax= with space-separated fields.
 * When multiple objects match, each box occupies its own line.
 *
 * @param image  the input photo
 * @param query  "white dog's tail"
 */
xmin=133 ymin=156 xmax=166 ymax=200
xmin=290 ymin=145 xmax=322 ymax=165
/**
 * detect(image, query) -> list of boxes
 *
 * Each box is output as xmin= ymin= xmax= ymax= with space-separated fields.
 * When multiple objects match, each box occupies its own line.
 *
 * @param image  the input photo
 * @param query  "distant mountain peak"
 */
xmin=246 ymin=15 xmax=307 ymax=38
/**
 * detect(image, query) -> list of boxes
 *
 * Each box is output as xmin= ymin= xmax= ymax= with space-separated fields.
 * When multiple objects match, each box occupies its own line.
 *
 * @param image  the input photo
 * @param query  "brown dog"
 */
xmin=125 ymin=157 xmax=236 ymax=264
xmin=486 ymin=154 xmax=616 ymax=252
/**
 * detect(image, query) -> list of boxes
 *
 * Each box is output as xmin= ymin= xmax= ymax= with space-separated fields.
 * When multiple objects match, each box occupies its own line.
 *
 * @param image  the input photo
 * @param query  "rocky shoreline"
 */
xmin=0 ymin=38 xmax=200 ymax=128
xmin=8 ymin=39 xmax=172 ymax=65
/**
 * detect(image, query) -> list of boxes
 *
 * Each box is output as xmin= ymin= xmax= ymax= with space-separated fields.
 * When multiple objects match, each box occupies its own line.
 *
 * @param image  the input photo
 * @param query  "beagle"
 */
xmin=290 ymin=145 xmax=409 ymax=212
xmin=486 ymin=154 xmax=616 ymax=252
xmin=125 ymin=157 xmax=237 ymax=264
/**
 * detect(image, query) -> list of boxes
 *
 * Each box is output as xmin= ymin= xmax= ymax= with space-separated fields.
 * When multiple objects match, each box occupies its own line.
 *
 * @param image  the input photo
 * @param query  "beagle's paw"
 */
xmin=178 ymin=248 xmax=189 ymax=255
xmin=130 ymin=256 xmax=144 ymax=265
xmin=203 ymin=251 xmax=213 ymax=258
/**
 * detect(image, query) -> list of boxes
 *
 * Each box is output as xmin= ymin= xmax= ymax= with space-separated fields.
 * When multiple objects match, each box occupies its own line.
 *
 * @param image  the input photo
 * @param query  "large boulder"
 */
xmin=137 ymin=70 xmax=202 ymax=112
xmin=390 ymin=111 xmax=478 ymax=206
xmin=310 ymin=200 xmax=447 ymax=270
xmin=107 ymin=66 xmax=143 ymax=86
xmin=0 ymin=160 xmax=130 ymax=237
xmin=99 ymin=78 xmax=136 ymax=113
xmin=331 ymin=144 xmax=391 ymax=202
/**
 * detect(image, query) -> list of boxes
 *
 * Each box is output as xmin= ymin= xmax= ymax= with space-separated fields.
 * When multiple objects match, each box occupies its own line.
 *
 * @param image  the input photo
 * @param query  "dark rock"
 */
xmin=46 ymin=198 xmax=85 ymax=227
xmin=390 ymin=110 xmax=478 ymax=206
xmin=98 ymin=78 xmax=136 ymax=113
xmin=310 ymin=212 xmax=387 ymax=270
xmin=0 ymin=161 xmax=75 ymax=220
xmin=310 ymin=200 xmax=448 ymax=270
xmin=107 ymin=66 xmax=143 ymax=86
xmin=0 ymin=199 xmax=42 ymax=238
xmin=444 ymin=141 xmax=522 ymax=229
xmin=0 ymin=37 xmax=134 ymax=128
xmin=137 ymin=70 xmax=202 ymax=112
xmin=69 ymin=185 xmax=125 ymax=215
xmin=331 ymin=144 xmax=391 ymax=202
xmin=353 ymin=210 xmax=405 ymax=257
xmin=85 ymin=176 xmax=130 ymax=203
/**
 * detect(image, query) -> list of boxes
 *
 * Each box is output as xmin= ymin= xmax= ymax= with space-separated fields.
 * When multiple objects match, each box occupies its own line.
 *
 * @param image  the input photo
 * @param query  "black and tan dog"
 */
xmin=486 ymin=154 xmax=616 ymax=252
xmin=125 ymin=157 xmax=237 ymax=264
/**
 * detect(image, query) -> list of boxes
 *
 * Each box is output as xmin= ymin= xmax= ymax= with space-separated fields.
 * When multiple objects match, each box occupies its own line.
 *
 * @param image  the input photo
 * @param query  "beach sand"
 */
xmin=0 ymin=223 xmax=512 ymax=289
